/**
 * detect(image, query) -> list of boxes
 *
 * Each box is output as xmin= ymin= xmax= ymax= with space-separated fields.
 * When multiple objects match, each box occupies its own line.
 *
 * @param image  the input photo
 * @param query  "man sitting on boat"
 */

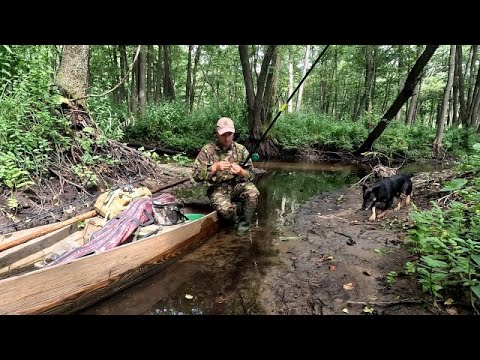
xmin=193 ymin=117 xmax=259 ymax=234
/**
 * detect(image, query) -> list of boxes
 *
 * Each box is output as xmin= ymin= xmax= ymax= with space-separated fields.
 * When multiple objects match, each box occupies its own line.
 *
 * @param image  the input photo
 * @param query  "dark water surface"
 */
xmin=79 ymin=161 xmax=362 ymax=315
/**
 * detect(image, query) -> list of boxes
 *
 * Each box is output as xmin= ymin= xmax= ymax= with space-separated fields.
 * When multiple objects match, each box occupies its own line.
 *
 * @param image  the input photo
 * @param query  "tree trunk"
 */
xmin=470 ymin=69 xmax=480 ymax=129
xmin=466 ymin=45 xmax=478 ymax=113
xmin=433 ymin=45 xmax=456 ymax=158
xmin=456 ymin=45 xmax=467 ymax=125
xmin=287 ymin=47 xmax=294 ymax=113
xmin=239 ymin=45 xmax=277 ymax=142
xmin=333 ymin=46 xmax=338 ymax=118
xmin=163 ymin=45 xmax=175 ymax=101
xmin=110 ymin=45 xmax=119 ymax=103
xmin=354 ymin=45 xmax=438 ymax=156
xmin=146 ymin=45 xmax=153 ymax=103
xmin=56 ymin=45 xmax=89 ymax=108
xmin=395 ymin=45 xmax=404 ymax=122
xmin=138 ymin=45 xmax=146 ymax=117
xmin=119 ymin=45 xmax=128 ymax=104
xmin=353 ymin=45 xmax=375 ymax=121
xmin=190 ymin=45 xmax=201 ymax=112
xmin=264 ymin=46 xmax=280 ymax=124
xmin=295 ymin=45 xmax=310 ymax=112
xmin=406 ymin=45 xmax=424 ymax=126
xmin=406 ymin=80 xmax=422 ymax=126
xmin=452 ymin=48 xmax=460 ymax=127
xmin=130 ymin=58 xmax=138 ymax=116
xmin=186 ymin=45 xmax=193 ymax=106
xmin=365 ymin=45 xmax=375 ymax=112
xmin=154 ymin=45 xmax=163 ymax=103
xmin=239 ymin=45 xmax=256 ymax=136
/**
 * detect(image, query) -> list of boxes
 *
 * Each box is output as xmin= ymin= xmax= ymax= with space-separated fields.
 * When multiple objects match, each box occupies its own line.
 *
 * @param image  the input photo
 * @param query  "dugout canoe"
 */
xmin=0 ymin=203 xmax=218 ymax=315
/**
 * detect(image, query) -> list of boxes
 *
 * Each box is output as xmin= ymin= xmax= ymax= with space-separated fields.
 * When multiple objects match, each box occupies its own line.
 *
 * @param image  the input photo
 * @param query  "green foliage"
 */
xmin=171 ymin=153 xmax=192 ymax=166
xmin=124 ymin=101 xmax=247 ymax=153
xmin=386 ymin=271 xmax=398 ymax=285
xmin=270 ymin=111 xmax=475 ymax=160
xmin=0 ymin=152 xmax=34 ymax=189
xmin=406 ymin=144 xmax=480 ymax=305
xmin=72 ymin=164 xmax=98 ymax=187
xmin=0 ymin=46 xmax=72 ymax=187
xmin=272 ymin=112 xmax=368 ymax=151
xmin=87 ymin=95 xmax=126 ymax=140
xmin=444 ymin=128 xmax=480 ymax=157
xmin=137 ymin=147 xmax=161 ymax=162
xmin=441 ymin=179 xmax=468 ymax=192
xmin=374 ymin=121 xmax=434 ymax=158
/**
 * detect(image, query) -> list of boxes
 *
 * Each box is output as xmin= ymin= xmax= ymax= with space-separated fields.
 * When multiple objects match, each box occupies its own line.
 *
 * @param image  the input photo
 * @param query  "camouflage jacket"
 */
xmin=193 ymin=141 xmax=255 ymax=185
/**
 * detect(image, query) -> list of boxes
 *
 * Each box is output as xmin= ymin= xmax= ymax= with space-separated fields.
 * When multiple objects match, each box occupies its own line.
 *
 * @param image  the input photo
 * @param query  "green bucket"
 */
xmin=185 ymin=213 xmax=204 ymax=221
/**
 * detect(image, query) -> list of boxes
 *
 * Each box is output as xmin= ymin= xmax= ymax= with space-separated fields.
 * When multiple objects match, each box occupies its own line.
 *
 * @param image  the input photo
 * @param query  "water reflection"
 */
xmin=254 ymin=161 xmax=361 ymax=227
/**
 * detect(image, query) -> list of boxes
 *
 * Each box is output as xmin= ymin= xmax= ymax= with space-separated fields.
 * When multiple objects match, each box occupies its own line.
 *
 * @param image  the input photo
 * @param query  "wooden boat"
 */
xmin=0 ymin=202 xmax=218 ymax=315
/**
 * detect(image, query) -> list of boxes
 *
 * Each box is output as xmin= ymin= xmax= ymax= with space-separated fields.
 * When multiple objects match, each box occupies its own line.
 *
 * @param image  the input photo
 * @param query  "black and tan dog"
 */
xmin=362 ymin=173 xmax=414 ymax=221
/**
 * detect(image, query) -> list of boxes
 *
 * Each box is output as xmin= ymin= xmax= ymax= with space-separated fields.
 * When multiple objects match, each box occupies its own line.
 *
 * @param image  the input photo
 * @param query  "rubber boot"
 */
xmin=236 ymin=207 xmax=255 ymax=235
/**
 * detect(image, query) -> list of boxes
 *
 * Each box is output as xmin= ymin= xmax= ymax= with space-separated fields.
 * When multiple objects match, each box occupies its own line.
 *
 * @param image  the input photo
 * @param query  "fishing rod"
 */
xmin=242 ymin=45 xmax=331 ymax=167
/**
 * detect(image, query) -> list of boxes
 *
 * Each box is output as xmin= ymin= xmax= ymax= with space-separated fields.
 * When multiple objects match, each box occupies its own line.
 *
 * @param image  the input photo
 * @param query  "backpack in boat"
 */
xmin=152 ymin=201 xmax=188 ymax=226
xmin=94 ymin=186 xmax=152 ymax=220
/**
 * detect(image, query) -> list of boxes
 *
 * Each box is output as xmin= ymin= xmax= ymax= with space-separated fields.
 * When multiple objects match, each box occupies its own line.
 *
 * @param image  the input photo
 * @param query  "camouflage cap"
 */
xmin=216 ymin=117 xmax=235 ymax=135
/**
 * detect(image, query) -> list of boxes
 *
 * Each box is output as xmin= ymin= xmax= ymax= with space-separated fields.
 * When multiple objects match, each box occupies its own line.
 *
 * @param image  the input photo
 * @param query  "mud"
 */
xmin=257 ymin=169 xmax=472 ymax=315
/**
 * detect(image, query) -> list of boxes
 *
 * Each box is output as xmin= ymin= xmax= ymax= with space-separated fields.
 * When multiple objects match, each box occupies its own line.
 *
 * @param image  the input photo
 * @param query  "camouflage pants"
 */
xmin=208 ymin=182 xmax=259 ymax=222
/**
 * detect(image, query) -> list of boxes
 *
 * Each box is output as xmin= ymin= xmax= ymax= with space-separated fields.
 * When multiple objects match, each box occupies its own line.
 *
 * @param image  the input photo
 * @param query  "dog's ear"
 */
xmin=362 ymin=184 xmax=368 ymax=193
xmin=370 ymin=184 xmax=382 ymax=195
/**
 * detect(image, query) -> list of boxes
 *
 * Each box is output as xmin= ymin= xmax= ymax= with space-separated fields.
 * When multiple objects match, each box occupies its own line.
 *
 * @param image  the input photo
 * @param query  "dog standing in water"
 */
xmin=362 ymin=173 xmax=414 ymax=221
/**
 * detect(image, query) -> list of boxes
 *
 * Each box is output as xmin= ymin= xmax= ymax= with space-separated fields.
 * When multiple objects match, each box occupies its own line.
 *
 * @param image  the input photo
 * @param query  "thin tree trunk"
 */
xmin=185 ymin=45 xmax=193 ymax=106
xmin=352 ymin=79 xmax=361 ymax=121
xmin=466 ymin=45 xmax=478 ymax=112
xmin=395 ymin=45 xmax=404 ymax=122
xmin=138 ymin=45 xmax=146 ymax=117
xmin=264 ymin=46 xmax=280 ymax=124
xmin=119 ymin=45 xmax=128 ymax=104
xmin=452 ymin=49 xmax=460 ymax=126
xmin=110 ymin=45 xmax=119 ymax=103
xmin=470 ymin=69 xmax=480 ymax=129
xmin=190 ymin=45 xmax=201 ymax=112
xmin=287 ymin=47 xmax=294 ymax=113
xmin=433 ymin=45 xmax=456 ymax=158
xmin=406 ymin=45 xmax=424 ymax=126
xmin=296 ymin=45 xmax=310 ymax=112
xmin=333 ymin=46 xmax=338 ymax=118
xmin=365 ymin=45 xmax=375 ymax=112
xmin=381 ymin=72 xmax=393 ymax=114
xmin=130 ymin=57 xmax=138 ymax=116
xmin=456 ymin=45 xmax=467 ymax=125
xmin=154 ymin=45 xmax=163 ymax=103
xmin=406 ymin=80 xmax=422 ymax=126
xmin=146 ymin=45 xmax=153 ymax=103
xmin=163 ymin=45 xmax=175 ymax=101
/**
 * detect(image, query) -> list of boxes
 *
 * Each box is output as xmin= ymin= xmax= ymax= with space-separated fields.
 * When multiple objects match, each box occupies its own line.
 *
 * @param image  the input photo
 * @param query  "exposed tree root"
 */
xmin=0 ymin=137 xmax=193 ymax=235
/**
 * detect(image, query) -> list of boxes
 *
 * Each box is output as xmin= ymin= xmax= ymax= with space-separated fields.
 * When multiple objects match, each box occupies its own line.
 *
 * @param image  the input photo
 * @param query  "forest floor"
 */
xmin=0 ymin=153 xmax=472 ymax=315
